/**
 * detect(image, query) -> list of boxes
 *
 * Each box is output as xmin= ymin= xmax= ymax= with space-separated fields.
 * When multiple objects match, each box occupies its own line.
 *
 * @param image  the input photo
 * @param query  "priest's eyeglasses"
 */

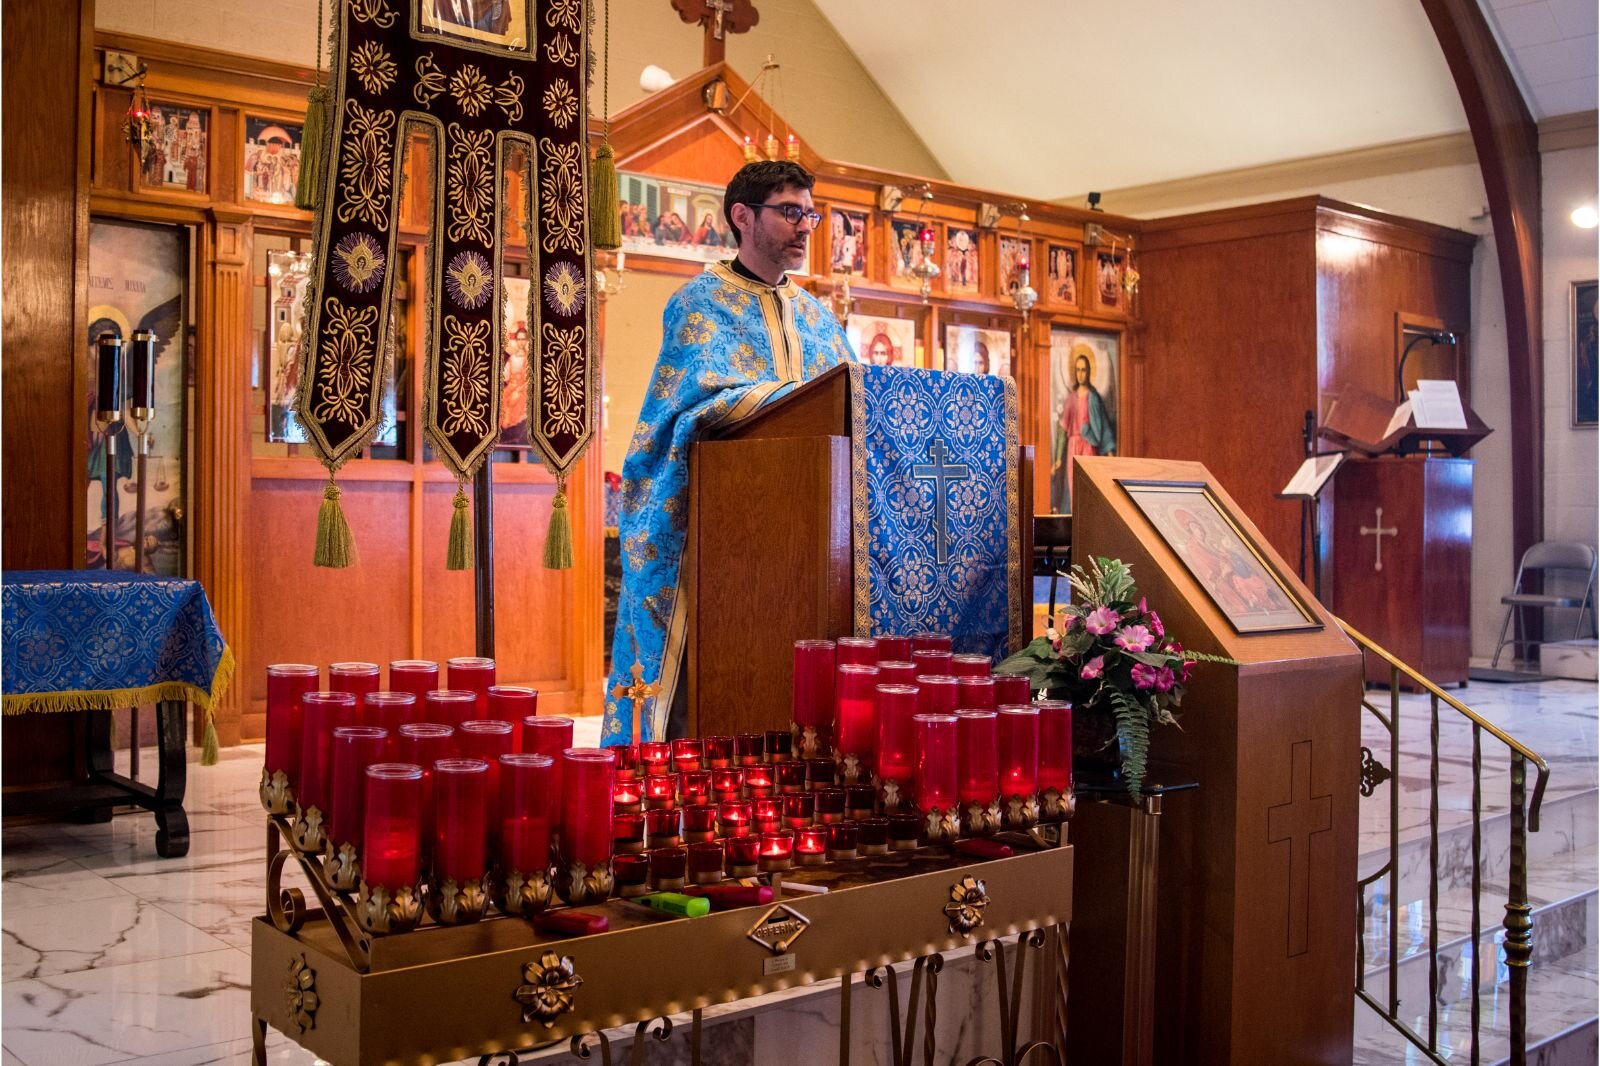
xmin=744 ymin=203 xmax=822 ymax=228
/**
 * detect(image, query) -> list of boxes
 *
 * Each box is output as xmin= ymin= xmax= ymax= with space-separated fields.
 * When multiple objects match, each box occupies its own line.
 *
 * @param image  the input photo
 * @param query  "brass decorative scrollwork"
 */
xmin=966 ymin=930 xmax=1062 ymax=1066
xmin=945 ymin=875 xmax=990 ymax=936
xmin=285 ymin=954 xmax=319 ymax=1033
xmin=515 ymin=951 xmax=584 ymax=1028
xmin=1359 ymin=746 xmax=1392 ymax=798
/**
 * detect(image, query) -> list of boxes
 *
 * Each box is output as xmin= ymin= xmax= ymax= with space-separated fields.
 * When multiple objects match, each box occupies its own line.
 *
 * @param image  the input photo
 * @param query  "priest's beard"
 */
xmin=748 ymin=224 xmax=808 ymax=280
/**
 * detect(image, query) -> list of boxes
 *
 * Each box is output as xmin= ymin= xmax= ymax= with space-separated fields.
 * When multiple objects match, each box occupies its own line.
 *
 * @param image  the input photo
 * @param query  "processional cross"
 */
xmin=1359 ymin=507 xmax=1398 ymax=572
xmin=1266 ymin=740 xmax=1332 ymax=957
xmin=913 ymin=437 xmax=971 ymax=566
xmin=671 ymin=0 xmax=760 ymax=65
xmin=610 ymin=627 xmax=659 ymax=745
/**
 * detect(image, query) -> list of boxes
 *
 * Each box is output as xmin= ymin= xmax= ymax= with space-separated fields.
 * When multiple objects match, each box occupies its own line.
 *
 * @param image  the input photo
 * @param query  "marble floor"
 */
xmin=2 ymin=679 xmax=1594 ymax=1065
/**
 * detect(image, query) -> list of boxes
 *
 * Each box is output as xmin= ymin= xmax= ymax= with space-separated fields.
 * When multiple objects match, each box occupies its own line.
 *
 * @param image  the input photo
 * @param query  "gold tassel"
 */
xmin=295 ymin=0 xmax=329 ymax=211
xmin=313 ymin=477 xmax=356 ymax=568
xmin=201 ymin=715 xmax=219 ymax=766
xmin=590 ymin=142 xmax=621 ymax=250
xmin=543 ymin=479 xmax=574 ymax=570
xmin=447 ymin=483 xmax=474 ymax=570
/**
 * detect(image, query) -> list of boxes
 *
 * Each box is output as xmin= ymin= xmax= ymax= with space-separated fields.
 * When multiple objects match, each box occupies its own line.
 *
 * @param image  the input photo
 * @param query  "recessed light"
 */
xmin=1572 ymin=205 xmax=1598 ymax=229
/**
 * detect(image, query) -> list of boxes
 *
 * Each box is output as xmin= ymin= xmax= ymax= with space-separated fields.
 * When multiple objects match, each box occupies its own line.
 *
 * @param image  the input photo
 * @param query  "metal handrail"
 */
xmin=1339 ymin=618 xmax=1550 ymax=1066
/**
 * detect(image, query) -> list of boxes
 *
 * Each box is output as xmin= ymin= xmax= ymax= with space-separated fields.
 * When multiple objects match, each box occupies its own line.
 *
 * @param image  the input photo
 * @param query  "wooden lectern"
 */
xmin=685 ymin=365 xmax=1033 ymax=737
xmin=1071 ymin=456 xmax=1363 ymax=1065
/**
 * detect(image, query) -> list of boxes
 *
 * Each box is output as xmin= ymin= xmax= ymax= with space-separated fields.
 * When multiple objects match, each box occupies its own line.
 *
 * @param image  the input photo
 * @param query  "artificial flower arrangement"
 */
xmin=997 ymin=556 xmax=1234 ymax=798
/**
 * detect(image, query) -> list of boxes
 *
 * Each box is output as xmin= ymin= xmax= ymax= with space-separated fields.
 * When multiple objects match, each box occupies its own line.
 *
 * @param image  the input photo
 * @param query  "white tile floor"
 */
xmin=2 ymin=681 xmax=1594 ymax=1065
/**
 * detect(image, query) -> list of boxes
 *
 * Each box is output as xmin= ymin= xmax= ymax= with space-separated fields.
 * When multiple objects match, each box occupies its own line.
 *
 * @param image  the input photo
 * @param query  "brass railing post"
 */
xmin=1504 ymin=753 xmax=1533 ymax=1066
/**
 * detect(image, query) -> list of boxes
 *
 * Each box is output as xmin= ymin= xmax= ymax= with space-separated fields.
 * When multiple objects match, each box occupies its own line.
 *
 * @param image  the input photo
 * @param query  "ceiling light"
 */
xmin=639 ymin=65 xmax=675 ymax=93
xmin=1571 ymin=205 xmax=1598 ymax=229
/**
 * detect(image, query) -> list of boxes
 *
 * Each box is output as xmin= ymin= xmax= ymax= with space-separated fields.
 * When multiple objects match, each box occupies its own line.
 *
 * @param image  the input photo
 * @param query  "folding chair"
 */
xmin=1491 ymin=541 xmax=1597 ymax=667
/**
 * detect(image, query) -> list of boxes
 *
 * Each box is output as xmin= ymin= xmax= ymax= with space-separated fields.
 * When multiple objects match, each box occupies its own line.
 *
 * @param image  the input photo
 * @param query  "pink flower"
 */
xmin=1065 ymin=613 xmax=1082 ymax=631
xmin=1114 ymin=625 xmax=1154 ymax=653
xmin=1085 ymin=607 xmax=1120 ymax=635
xmin=1080 ymin=655 xmax=1106 ymax=681
xmin=1154 ymin=666 xmax=1176 ymax=692
xmin=1181 ymin=659 xmax=1195 ymax=683
xmin=1131 ymin=662 xmax=1160 ymax=690
xmin=1148 ymin=611 xmax=1165 ymax=638
xmin=1138 ymin=597 xmax=1149 ymax=615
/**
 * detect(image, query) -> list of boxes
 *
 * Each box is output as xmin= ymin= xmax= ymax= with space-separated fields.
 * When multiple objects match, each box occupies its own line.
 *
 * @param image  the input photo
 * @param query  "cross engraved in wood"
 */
xmin=609 ymin=627 xmax=659 ymax=746
xmin=912 ymin=437 xmax=971 ymax=567
xmin=1267 ymin=740 xmax=1332 ymax=957
xmin=1359 ymin=507 xmax=1398 ymax=572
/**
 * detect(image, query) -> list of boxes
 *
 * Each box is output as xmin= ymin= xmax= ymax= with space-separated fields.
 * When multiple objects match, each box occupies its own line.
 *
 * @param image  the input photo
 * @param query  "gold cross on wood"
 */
xmin=609 ymin=628 xmax=660 ymax=745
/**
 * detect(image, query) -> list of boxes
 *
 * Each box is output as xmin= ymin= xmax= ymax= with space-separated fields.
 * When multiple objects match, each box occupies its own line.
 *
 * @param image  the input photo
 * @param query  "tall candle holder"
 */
xmin=327 ymin=725 xmax=388 ymax=890
xmin=93 ymin=332 xmax=124 ymax=571
xmin=875 ymin=683 xmax=918 ymax=812
xmin=914 ymin=712 xmax=960 ymax=845
xmin=262 ymin=663 xmax=319 ymax=814
xmin=956 ymin=710 xmax=1001 ymax=836
xmin=556 ymin=748 xmax=616 ymax=905
xmin=355 ymin=762 xmax=425 ymax=936
xmin=495 ymin=753 xmax=556 ymax=918
xmin=834 ymin=663 xmax=879 ymax=783
xmin=998 ymin=706 xmax=1040 ymax=829
xmin=126 ymin=329 xmax=156 ymax=575
xmin=293 ymin=691 xmax=358 ymax=856
xmin=1034 ymin=699 xmax=1075 ymax=822
xmin=428 ymin=758 xmax=493 ymax=925
xmin=792 ymin=639 xmax=836 ymax=758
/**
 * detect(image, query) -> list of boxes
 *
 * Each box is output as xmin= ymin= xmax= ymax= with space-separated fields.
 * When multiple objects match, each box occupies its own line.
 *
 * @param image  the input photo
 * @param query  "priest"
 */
xmin=603 ymin=161 xmax=857 ymax=745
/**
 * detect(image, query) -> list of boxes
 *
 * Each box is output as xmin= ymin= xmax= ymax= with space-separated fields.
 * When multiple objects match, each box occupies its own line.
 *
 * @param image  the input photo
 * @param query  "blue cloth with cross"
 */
xmin=848 ymin=364 xmax=1024 ymax=659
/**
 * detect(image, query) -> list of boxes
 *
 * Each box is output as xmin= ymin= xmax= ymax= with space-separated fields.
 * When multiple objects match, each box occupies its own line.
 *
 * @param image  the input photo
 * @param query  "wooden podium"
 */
xmin=685 ymin=365 xmax=1033 ymax=738
xmin=1071 ymin=456 xmax=1363 ymax=1065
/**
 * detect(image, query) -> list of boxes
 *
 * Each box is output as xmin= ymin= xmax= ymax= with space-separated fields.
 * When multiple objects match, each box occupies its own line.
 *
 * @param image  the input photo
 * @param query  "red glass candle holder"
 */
xmin=362 ymin=762 xmax=423 ymax=891
xmin=783 ymin=792 xmax=815 ymax=828
xmin=711 ymin=767 xmax=744 ymax=799
xmin=718 ymin=799 xmax=752 ymax=838
xmin=432 ymin=757 xmax=490 ymax=888
xmin=835 ymin=636 xmax=879 ymax=666
xmin=613 ymin=776 xmax=643 ymax=814
xmin=329 ymin=725 xmax=388 ymax=858
xmin=876 ymin=635 xmax=913 ymax=663
xmin=645 ymin=806 xmax=682 ymax=849
xmin=888 ymin=812 xmax=922 ymax=851
xmin=387 ymin=660 xmax=438 ymax=702
xmin=445 ymin=656 xmax=496 ymax=716
xmin=399 ymin=722 xmax=454 ymax=847
xmin=364 ymin=692 xmax=417 ymax=759
xmin=826 ymin=821 xmax=859 ymax=860
xmin=1035 ymin=699 xmax=1073 ymax=820
xmin=488 ymin=686 xmax=537 ymax=749
xmin=649 ymin=846 xmax=688 ymax=891
xmin=957 ymin=676 xmax=997 ymax=711
xmin=687 ymin=840 xmax=725 ymax=884
xmin=726 ymin=835 xmax=761 ymax=876
xmin=776 ymin=761 xmax=807 ymax=794
xmin=875 ymin=683 xmax=919 ymax=786
xmin=613 ymin=811 xmax=645 ymax=854
xmin=704 ymin=735 xmax=735 ymax=768
xmin=759 ymin=830 xmax=795 ymax=871
xmin=640 ymin=741 xmax=672 ymax=775
xmin=911 ymin=649 xmax=953 ymax=677
xmin=329 ymin=662 xmax=381 ymax=705
xmin=682 ymin=804 xmax=718 ymax=843
xmin=424 ymin=689 xmax=478 ymax=729
xmin=606 ymin=743 xmax=640 ymax=780
xmin=458 ymin=720 xmax=515 ymax=829
xmin=876 ymin=660 xmax=918 ymax=689
xmin=950 ymin=653 xmax=992 ymax=678
xmin=955 ymin=710 xmax=999 ymax=804
xmin=264 ymin=664 xmax=319 ymax=810
xmin=858 ymin=816 xmax=890 ymax=854
xmin=680 ymin=770 xmax=712 ymax=806
xmin=613 ymin=852 xmax=650 ymax=897
xmin=558 ymin=748 xmax=617 ymax=900
xmin=792 ymin=639 xmax=837 ymax=733
xmin=753 ymin=797 xmax=782 ymax=834
xmin=498 ymin=752 xmax=555 ymax=878
xmin=735 ymin=733 xmax=765 ymax=765
xmin=644 ymin=772 xmax=679 ymax=810
xmin=523 ymin=715 xmax=574 ymax=798
xmin=913 ymin=713 xmax=959 ymax=841
xmin=994 ymin=673 xmax=1032 ymax=706
xmin=806 ymin=758 xmax=837 ymax=789
xmin=298 ymin=691 xmax=358 ymax=830
xmin=834 ymin=664 xmax=879 ymax=774
xmin=795 ymin=825 xmax=828 ymax=864
xmin=911 ymin=635 xmax=952 ymax=654
xmin=813 ymin=787 xmax=846 ymax=823
xmin=917 ymin=675 xmax=960 ymax=714
xmin=765 ymin=729 xmax=793 ymax=762
xmin=744 ymin=764 xmax=774 ymax=798
xmin=998 ymin=706 xmax=1040 ymax=826
xmin=845 ymin=784 xmax=877 ymax=820
xmin=671 ymin=737 xmax=704 ymax=773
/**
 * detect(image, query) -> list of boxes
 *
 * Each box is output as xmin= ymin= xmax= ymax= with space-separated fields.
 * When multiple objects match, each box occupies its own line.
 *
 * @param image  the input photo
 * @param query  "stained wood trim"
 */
xmin=1141 ymin=195 xmax=1476 ymax=261
xmin=96 ymin=31 xmax=317 ymax=92
xmin=1538 ymin=110 xmax=1598 ymax=153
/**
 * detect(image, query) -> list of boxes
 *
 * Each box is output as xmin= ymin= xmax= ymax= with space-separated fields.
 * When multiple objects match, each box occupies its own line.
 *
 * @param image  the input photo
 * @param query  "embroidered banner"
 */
xmin=848 ymin=364 xmax=1024 ymax=660
xmin=297 ymin=0 xmax=595 ymax=482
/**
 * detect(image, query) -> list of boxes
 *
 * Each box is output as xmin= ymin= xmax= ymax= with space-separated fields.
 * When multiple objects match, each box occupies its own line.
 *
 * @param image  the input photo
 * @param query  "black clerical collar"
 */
xmin=731 ymin=256 xmax=784 ymax=287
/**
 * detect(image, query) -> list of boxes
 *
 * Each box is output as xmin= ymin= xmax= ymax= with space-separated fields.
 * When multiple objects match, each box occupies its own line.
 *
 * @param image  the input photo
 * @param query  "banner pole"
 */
xmin=473 ymin=461 xmax=495 ymax=659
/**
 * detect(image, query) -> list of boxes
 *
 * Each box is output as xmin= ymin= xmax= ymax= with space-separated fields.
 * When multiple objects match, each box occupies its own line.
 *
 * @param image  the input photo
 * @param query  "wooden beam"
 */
xmin=1419 ymin=0 xmax=1544 ymax=571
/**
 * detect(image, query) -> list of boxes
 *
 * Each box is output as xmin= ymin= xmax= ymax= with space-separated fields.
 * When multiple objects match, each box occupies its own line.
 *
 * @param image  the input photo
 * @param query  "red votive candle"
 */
xmin=998 ymin=706 xmax=1040 ymax=796
xmin=299 ymin=691 xmax=358 ymax=818
xmin=795 ymin=825 xmax=828 ymax=864
xmin=994 ymin=673 xmax=1032 ymax=706
xmin=640 ymin=741 xmax=671 ymax=775
xmin=672 ymin=738 xmax=704 ymax=773
xmin=735 ymin=733 xmax=764 ymax=765
xmin=912 ymin=649 xmax=953 ymax=677
xmin=432 ymin=757 xmax=490 ymax=886
xmin=826 ymin=821 xmax=859 ymax=859
xmin=792 ymin=639 xmax=837 ymax=731
xmin=753 ymin=797 xmax=782 ymax=834
xmin=499 ymin=753 xmax=555 ymax=876
xmin=744 ymin=764 xmax=774 ymax=798
xmin=649 ymin=846 xmax=688 ymax=890
xmin=950 ymin=653 xmax=992 ymax=678
xmin=329 ymin=662 xmax=381 ymax=707
xmin=913 ymin=713 xmax=959 ymax=813
xmin=958 ymin=676 xmax=997 ymax=711
xmin=814 ymin=787 xmax=846 ymax=823
xmin=766 ymin=729 xmax=793 ymax=762
xmin=876 ymin=636 xmax=913 ymax=662
xmin=364 ymin=692 xmax=417 ymax=758
xmin=682 ymin=804 xmax=718 ymax=841
xmin=523 ymin=715 xmax=574 ymax=798
xmin=613 ymin=811 xmax=645 ymax=854
xmin=1036 ymin=700 xmax=1074 ymax=794
xmin=387 ymin=660 xmax=438 ymax=702
xmin=362 ymin=762 xmax=423 ymax=890
xmin=613 ymin=776 xmax=643 ymax=812
xmin=424 ymin=689 xmax=478 ymax=729
xmin=457 ymin=720 xmax=515 ymax=824
xmin=911 ymin=635 xmax=953 ymax=654
xmin=759 ymin=830 xmax=794 ymax=871
xmin=918 ymin=675 xmax=960 ymax=715
xmin=704 ymin=735 xmax=735 ymax=768
xmin=646 ymin=806 xmax=683 ymax=848
xmin=681 ymin=770 xmax=711 ymax=805
xmin=835 ymin=663 xmax=879 ymax=762
xmin=560 ymin=748 xmax=617 ymax=869
xmin=875 ymin=683 xmax=919 ymax=784
xmin=446 ymin=656 xmax=496 ymax=716
xmin=613 ymin=852 xmax=650 ymax=896
xmin=783 ymin=792 xmax=815 ymax=828
xmin=644 ymin=772 xmax=678 ymax=809
xmin=718 ymin=799 xmax=752 ymax=837
xmin=888 ymin=812 xmax=922 ymax=850
xmin=877 ymin=660 xmax=919 ymax=689
xmin=607 ymin=743 xmax=639 ymax=780
xmin=955 ymin=710 xmax=999 ymax=803
xmin=806 ymin=758 xmax=837 ymax=789
xmin=400 ymin=722 xmax=454 ymax=845
xmin=688 ymin=840 xmax=725 ymax=883
xmin=846 ymin=784 xmax=877 ymax=820
xmin=711 ymin=767 xmax=744 ymax=799
xmin=265 ymin=664 xmax=319 ymax=787
xmin=859 ymin=816 xmax=890 ymax=854
xmin=836 ymin=636 xmax=879 ymax=666
xmin=328 ymin=725 xmax=387 ymax=849
xmin=727 ymin=834 xmax=760 ymax=875
xmin=488 ymin=686 xmax=537 ymax=749
xmin=776 ymin=761 xmax=807 ymax=794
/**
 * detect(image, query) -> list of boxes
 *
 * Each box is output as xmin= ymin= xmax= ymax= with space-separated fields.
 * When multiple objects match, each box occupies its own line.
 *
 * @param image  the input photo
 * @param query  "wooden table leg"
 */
xmin=153 ymin=699 xmax=189 ymax=857
xmin=70 ymin=711 xmax=115 ymax=823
